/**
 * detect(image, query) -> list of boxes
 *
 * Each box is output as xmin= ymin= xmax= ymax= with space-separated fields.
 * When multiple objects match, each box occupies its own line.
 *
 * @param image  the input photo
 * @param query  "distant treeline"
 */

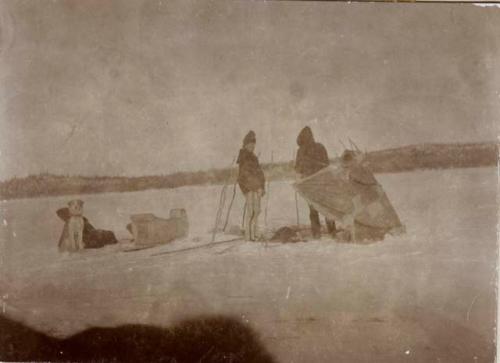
xmin=364 ymin=142 xmax=498 ymax=173
xmin=0 ymin=142 xmax=497 ymax=200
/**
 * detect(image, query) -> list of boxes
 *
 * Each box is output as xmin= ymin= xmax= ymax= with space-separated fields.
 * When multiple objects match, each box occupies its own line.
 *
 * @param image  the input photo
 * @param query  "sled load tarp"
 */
xmin=293 ymin=151 xmax=404 ymax=242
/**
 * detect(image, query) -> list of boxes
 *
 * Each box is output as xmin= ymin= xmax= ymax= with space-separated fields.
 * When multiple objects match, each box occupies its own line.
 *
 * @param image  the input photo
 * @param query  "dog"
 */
xmin=56 ymin=206 xmax=119 ymax=249
xmin=58 ymin=199 xmax=85 ymax=253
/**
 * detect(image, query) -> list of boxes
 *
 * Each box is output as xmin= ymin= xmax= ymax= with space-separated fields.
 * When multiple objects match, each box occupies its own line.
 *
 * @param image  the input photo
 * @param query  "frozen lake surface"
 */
xmin=0 ymin=167 xmax=497 ymax=362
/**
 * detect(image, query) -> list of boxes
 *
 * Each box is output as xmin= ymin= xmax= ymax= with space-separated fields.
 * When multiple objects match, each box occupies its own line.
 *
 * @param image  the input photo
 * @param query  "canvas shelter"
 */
xmin=293 ymin=151 xmax=404 ymax=242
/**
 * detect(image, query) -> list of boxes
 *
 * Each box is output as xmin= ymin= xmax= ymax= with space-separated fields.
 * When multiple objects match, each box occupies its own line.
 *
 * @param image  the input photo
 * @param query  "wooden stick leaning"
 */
xmin=264 ymin=151 xmax=274 ymax=230
xmin=211 ymin=157 xmax=236 ymax=242
xmin=293 ymin=149 xmax=300 ymax=228
xmin=222 ymin=178 xmax=237 ymax=232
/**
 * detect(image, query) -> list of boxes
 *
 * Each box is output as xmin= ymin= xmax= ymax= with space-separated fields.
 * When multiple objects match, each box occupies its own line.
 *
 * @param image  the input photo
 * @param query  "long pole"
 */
xmin=264 ymin=150 xmax=274 ymax=230
xmin=211 ymin=181 xmax=227 ymax=243
xmin=295 ymin=189 xmax=300 ymax=227
xmin=211 ymin=157 xmax=236 ymax=242
xmin=293 ymin=149 xmax=300 ymax=228
xmin=222 ymin=180 xmax=237 ymax=232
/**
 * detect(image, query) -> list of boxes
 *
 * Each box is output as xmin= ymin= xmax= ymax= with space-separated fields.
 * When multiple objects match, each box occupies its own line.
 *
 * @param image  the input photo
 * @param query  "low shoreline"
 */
xmin=1 ymin=142 xmax=497 ymax=201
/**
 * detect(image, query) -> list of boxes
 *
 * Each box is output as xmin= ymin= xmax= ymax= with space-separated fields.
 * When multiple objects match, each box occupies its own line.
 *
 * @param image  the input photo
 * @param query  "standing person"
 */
xmin=295 ymin=126 xmax=336 ymax=239
xmin=237 ymin=131 xmax=266 ymax=241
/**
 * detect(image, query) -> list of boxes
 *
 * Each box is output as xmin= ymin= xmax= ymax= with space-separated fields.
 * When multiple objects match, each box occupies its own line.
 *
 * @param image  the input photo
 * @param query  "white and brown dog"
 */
xmin=58 ymin=199 xmax=85 ymax=252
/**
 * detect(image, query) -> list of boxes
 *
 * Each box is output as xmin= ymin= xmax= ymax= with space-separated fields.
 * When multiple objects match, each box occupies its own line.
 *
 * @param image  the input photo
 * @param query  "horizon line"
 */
xmin=1 ymin=140 xmax=497 ymax=183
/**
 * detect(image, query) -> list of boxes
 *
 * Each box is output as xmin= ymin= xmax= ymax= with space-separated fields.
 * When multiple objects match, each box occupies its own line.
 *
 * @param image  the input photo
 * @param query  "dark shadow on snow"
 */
xmin=0 ymin=314 xmax=276 ymax=363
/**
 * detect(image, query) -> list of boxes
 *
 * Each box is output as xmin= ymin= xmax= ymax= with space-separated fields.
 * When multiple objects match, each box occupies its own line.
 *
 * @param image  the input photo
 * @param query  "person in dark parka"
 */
xmin=237 ymin=131 xmax=265 ymax=241
xmin=295 ymin=126 xmax=336 ymax=239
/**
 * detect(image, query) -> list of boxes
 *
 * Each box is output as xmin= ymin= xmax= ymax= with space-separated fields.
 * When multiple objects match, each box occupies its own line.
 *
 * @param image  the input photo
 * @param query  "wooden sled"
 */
xmin=129 ymin=209 xmax=189 ymax=247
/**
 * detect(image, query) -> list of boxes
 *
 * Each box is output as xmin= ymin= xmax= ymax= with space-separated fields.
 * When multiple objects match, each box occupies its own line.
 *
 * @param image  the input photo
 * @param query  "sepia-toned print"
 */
xmin=0 ymin=1 xmax=498 ymax=362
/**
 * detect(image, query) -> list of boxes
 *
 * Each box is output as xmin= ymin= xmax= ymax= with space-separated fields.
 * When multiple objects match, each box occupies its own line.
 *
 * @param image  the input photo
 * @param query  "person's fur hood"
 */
xmin=296 ymin=126 xmax=315 ymax=146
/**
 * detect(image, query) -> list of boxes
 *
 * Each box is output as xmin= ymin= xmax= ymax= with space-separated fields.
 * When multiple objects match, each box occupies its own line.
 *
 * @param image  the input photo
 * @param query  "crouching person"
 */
xmin=237 ymin=131 xmax=266 ymax=241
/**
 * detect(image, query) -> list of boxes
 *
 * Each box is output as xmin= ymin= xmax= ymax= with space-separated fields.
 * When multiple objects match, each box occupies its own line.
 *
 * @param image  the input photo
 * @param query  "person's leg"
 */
xmin=326 ymin=218 xmax=337 ymax=237
xmin=309 ymin=205 xmax=321 ymax=239
xmin=243 ymin=193 xmax=253 ymax=241
xmin=250 ymin=192 xmax=261 ymax=241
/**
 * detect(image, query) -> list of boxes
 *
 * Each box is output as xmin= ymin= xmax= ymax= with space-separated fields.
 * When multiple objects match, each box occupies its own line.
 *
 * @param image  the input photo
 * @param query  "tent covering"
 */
xmin=293 ymin=156 xmax=404 ymax=242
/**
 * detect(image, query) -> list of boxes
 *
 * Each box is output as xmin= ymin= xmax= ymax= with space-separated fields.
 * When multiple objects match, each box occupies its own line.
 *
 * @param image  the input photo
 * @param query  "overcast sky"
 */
xmin=0 ymin=1 xmax=498 ymax=179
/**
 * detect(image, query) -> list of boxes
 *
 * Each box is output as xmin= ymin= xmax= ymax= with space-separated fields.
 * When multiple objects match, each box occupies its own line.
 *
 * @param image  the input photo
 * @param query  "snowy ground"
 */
xmin=0 ymin=167 xmax=497 ymax=362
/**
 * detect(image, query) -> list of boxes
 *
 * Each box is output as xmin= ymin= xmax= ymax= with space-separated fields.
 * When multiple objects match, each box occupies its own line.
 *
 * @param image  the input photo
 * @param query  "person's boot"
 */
xmin=310 ymin=208 xmax=321 ymax=240
xmin=326 ymin=219 xmax=337 ymax=238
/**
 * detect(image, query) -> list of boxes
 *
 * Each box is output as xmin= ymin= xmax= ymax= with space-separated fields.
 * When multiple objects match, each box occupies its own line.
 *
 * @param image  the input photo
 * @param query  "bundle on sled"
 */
xmin=128 ymin=209 xmax=189 ymax=246
xmin=293 ymin=150 xmax=405 ymax=243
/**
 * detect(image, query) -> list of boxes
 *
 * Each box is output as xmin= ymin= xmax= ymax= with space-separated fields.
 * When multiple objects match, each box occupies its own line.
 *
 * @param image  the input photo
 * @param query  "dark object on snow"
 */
xmin=85 ymin=229 xmax=118 ymax=249
xmin=0 ymin=314 xmax=276 ymax=363
xmin=56 ymin=208 xmax=118 ymax=249
xmin=271 ymin=227 xmax=301 ymax=243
